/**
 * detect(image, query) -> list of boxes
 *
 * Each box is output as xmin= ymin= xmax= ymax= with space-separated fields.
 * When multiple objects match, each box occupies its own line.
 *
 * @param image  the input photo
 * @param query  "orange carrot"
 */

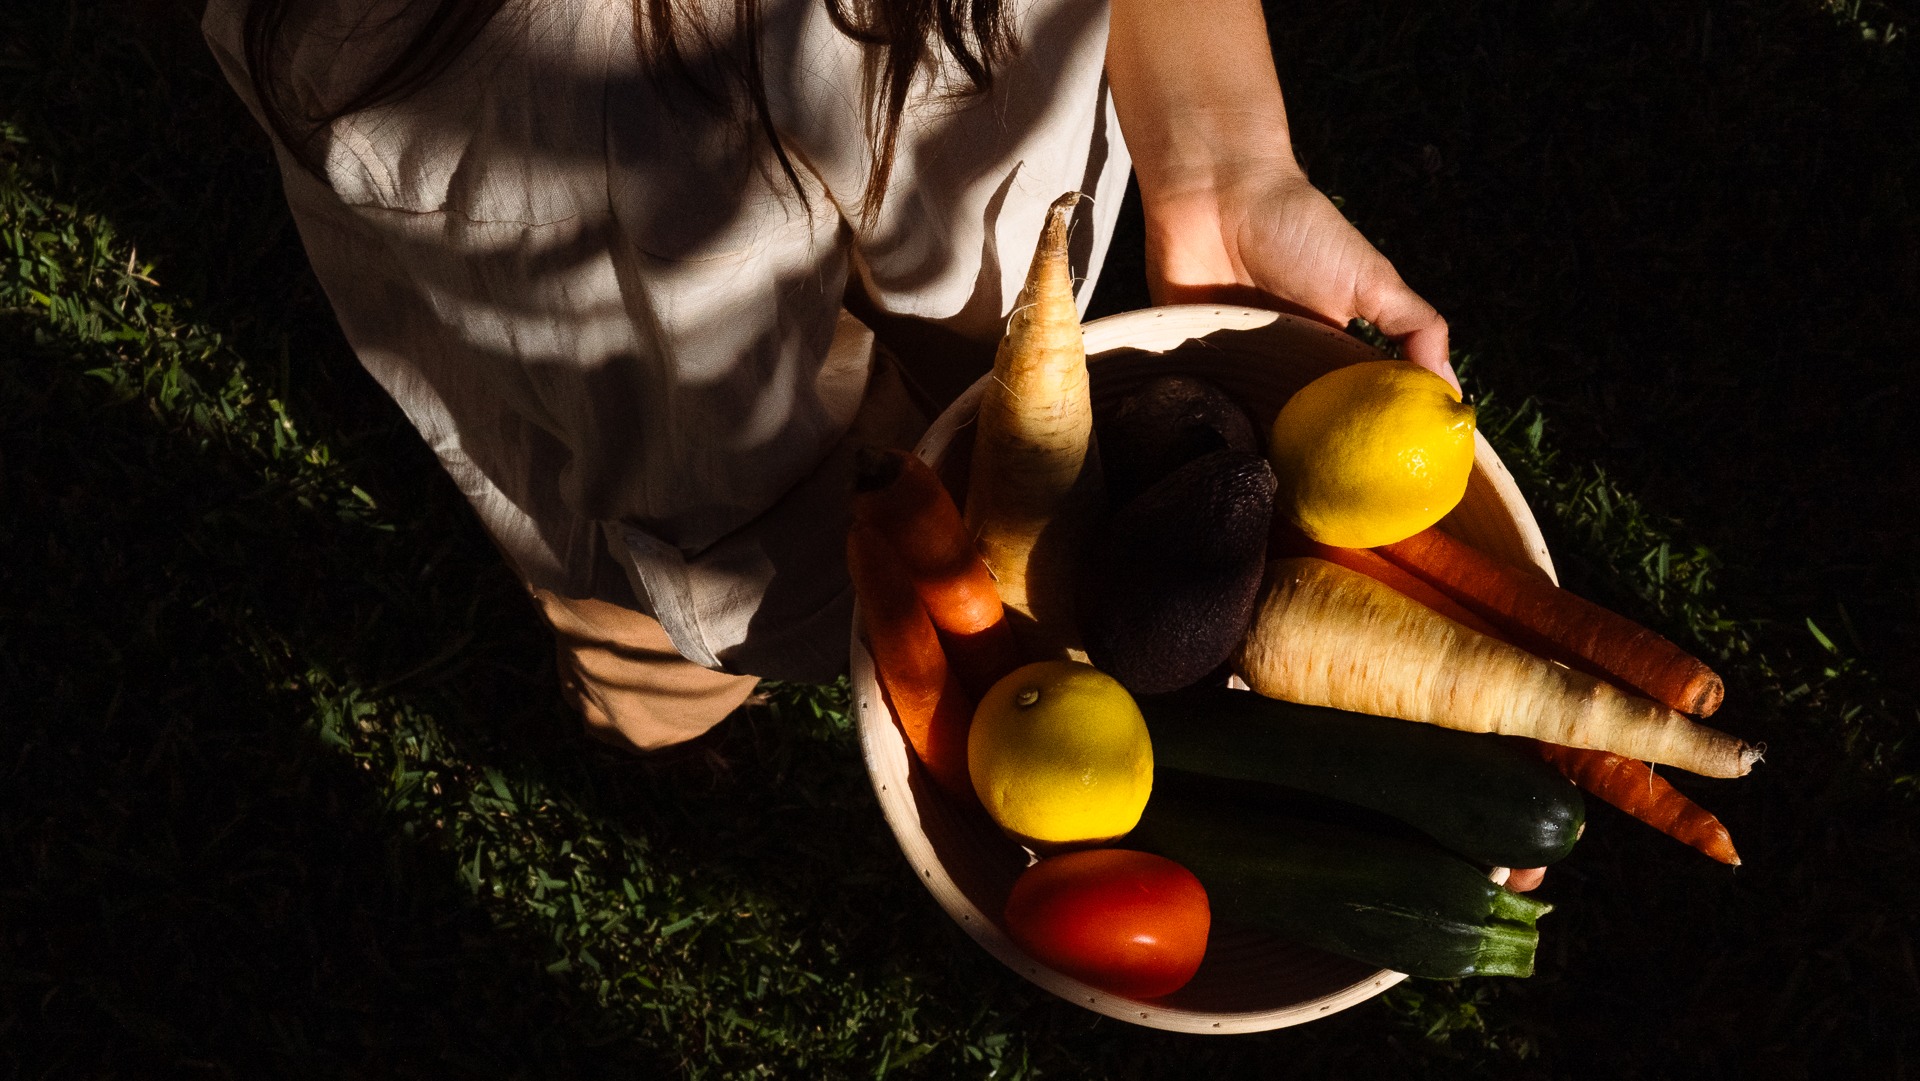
xmin=847 ymin=521 xmax=977 ymax=804
xmin=1533 ymin=741 xmax=1741 ymax=865
xmin=964 ymin=191 xmax=1103 ymax=659
xmin=852 ymin=447 xmax=1020 ymax=699
xmin=1377 ymin=527 xmax=1725 ymax=717
xmin=1235 ymin=557 xmax=1762 ymax=778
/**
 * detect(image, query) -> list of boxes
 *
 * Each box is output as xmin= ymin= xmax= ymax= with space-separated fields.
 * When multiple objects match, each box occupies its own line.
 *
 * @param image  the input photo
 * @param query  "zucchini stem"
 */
xmin=1469 ymin=919 xmax=1540 ymax=977
xmin=1490 ymin=886 xmax=1553 ymax=925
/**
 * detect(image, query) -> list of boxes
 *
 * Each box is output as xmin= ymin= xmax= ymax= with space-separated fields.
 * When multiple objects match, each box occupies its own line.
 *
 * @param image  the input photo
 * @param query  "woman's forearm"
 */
xmin=1105 ymin=0 xmax=1299 ymax=205
xmin=1105 ymin=0 xmax=1307 ymax=293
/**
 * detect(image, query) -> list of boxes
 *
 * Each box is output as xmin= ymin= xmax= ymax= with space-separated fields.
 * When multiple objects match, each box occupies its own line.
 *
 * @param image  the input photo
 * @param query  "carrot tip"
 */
xmin=1687 ymin=672 xmax=1727 ymax=717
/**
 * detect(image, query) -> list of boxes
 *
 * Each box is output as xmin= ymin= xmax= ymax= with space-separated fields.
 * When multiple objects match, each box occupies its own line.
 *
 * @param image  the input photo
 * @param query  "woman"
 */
xmin=204 ymin=0 xmax=1451 ymax=751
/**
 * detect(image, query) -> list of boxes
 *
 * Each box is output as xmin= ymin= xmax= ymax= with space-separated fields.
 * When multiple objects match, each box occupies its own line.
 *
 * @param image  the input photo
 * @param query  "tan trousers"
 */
xmin=526 ymin=337 xmax=930 ymax=753
xmin=531 ymin=589 xmax=762 ymax=752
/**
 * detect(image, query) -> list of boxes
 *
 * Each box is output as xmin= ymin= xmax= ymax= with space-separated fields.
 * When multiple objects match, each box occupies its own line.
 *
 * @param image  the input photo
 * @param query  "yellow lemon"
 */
xmin=1268 ymin=360 xmax=1476 ymax=548
xmin=968 ymin=661 xmax=1153 ymax=849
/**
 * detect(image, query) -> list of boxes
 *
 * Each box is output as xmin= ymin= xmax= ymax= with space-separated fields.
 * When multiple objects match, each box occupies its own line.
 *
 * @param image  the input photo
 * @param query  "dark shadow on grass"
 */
xmin=1261 ymin=4 xmax=1920 ymax=1079
xmin=0 ymin=323 xmax=684 ymax=1078
xmin=1270 ymin=0 xmax=1920 ymax=694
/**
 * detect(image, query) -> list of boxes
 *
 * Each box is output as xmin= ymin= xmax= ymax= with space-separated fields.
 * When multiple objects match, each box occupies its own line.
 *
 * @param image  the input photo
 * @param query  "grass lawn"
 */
xmin=3 ymin=1 xmax=1916 ymax=1077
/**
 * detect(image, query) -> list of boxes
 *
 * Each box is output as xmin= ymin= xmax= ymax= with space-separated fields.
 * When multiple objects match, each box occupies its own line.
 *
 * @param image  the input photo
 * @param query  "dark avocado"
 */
xmin=1096 ymin=375 xmax=1260 ymax=507
xmin=1078 ymin=448 xmax=1277 ymax=695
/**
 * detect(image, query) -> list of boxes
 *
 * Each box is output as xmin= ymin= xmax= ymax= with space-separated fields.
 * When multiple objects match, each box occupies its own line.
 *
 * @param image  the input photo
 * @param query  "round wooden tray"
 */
xmin=852 ymin=304 xmax=1556 ymax=1033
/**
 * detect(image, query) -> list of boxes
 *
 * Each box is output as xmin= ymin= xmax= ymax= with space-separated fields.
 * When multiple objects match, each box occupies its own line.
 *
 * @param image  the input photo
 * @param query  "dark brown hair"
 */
xmin=244 ymin=0 xmax=1012 ymax=220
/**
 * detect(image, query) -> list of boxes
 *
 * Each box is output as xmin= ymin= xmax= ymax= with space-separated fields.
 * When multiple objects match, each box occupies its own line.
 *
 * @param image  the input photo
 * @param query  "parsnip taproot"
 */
xmin=964 ymin=191 xmax=1102 ymax=657
xmin=1234 ymin=558 xmax=1761 ymax=779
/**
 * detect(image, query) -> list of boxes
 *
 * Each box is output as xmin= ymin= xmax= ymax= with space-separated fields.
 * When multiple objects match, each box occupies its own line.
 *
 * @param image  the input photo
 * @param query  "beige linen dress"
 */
xmin=202 ymin=0 xmax=1130 ymax=685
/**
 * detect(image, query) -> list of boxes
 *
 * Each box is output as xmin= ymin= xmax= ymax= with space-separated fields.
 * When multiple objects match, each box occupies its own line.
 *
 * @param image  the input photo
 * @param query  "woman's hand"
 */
xmin=1142 ymin=158 xmax=1455 ymax=389
xmin=1107 ymin=0 xmax=1455 ymax=390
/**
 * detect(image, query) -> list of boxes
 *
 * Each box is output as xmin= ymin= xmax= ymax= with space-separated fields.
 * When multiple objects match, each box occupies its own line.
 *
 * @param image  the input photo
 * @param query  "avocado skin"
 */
xmin=1079 ymin=449 xmax=1277 ymax=695
xmin=1097 ymin=375 xmax=1260 ymax=507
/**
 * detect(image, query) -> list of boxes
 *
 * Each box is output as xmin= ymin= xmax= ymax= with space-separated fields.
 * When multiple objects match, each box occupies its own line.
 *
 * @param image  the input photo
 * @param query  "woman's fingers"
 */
xmin=1354 ymin=260 xmax=1458 ymax=393
xmin=1396 ymin=322 xmax=1458 ymax=394
xmin=1236 ymin=185 xmax=1459 ymax=391
xmin=1505 ymin=866 xmax=1548 ymax=892
xmin=1150 ymin=176 xmax=1459 ymax=392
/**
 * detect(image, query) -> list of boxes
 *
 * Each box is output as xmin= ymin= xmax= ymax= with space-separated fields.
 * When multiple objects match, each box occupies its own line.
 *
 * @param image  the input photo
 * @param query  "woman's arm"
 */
xmin=1105 ymin=0 xmax=1454 ymax=385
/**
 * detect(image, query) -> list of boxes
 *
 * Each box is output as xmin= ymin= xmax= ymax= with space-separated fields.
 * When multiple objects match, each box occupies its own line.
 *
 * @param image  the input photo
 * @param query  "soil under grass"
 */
xmin=4 ymin=1 xmax=1916 ymax=1078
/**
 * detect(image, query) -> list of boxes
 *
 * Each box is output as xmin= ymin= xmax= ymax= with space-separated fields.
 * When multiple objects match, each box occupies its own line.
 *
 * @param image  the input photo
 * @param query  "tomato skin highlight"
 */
xmin=1002 ymin=849 xmax=1210 ymax=999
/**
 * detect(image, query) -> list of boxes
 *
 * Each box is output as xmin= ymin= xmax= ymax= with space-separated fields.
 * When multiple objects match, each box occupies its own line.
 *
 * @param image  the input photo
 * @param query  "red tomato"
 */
xmin=1002 ymin=848 xmax=1210 ymax=999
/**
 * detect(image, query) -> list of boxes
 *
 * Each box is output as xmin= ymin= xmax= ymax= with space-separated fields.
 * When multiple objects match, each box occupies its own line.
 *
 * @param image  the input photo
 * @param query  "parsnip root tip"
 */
xmin=1716 ymin=740 xmax=1763 ymax=779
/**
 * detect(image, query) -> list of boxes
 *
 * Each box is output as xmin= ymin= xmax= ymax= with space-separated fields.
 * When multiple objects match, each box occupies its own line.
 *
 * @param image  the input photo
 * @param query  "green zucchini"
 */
xmin=1134 ymin=776 xmax=1550 ymax=978
xmin=1139 ymin=687 xmax=1584 ymax=868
